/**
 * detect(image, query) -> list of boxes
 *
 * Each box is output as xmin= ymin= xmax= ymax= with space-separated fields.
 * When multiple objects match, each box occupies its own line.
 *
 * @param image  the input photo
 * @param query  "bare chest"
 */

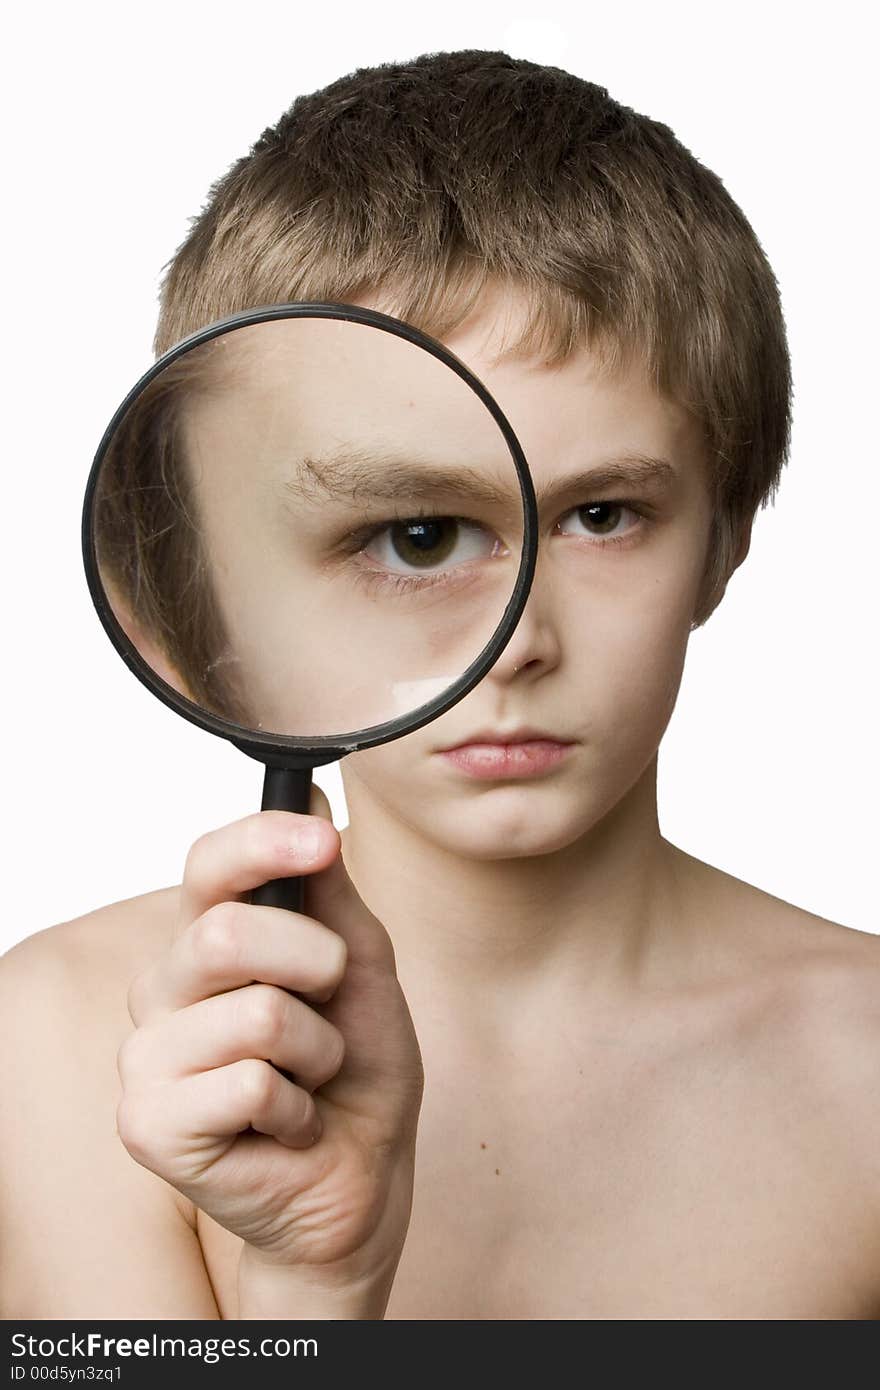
xmin=198 ymin=1045 xmax=880 ymax=1320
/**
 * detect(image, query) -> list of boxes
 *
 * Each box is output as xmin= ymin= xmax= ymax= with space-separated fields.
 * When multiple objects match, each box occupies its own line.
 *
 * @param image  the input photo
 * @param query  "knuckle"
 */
xmin=193 ymin=902 xmax=243 ymax=972
xmin=115 ymin=1095 xmax=154 ymax=1164
xmin=242 ymin=812 xmax=275 ymax=867
xmin=236 ymin=1058 xmax=277 ymax=1112
xmin=300 ymin=923 xmax=348 ymax=995
xmin=324 ymin=1024 xmax=346 ymax=1078
xmin=116 ymin=1029 xmax=144 ymax=1085
xmin=240 ymin=986 xmax=288 ymax=1048
xmin=307 ymin=1024 xmax=345 ymax=1090
xmin=323 ymin=930 xmax=348 ymax=986
xmin=293 ymin=1086 xmax=316 ymax=1129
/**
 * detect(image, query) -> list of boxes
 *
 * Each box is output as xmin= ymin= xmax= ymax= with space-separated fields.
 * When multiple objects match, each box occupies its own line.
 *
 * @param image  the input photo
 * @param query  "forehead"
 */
xmin=432 ymin=284 xmax=707 ymax=488
xmin=193 ymin=315 xmax=501 ymax=450
xmin=184 ymin=288 xmax=707 ymax=500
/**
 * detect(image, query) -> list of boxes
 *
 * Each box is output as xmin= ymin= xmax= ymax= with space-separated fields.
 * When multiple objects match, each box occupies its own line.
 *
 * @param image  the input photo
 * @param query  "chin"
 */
xmin=418 ymin=793 xmax=591 ymax=861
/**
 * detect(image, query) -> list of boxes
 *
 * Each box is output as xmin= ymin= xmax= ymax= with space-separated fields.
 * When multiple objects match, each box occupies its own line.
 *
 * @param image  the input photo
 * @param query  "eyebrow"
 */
xmin=284 ymin=448 xmax=678 ymax=508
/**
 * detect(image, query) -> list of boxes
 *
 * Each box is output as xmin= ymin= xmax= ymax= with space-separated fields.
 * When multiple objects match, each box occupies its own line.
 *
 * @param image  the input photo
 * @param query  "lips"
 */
xmin=437 ymin=736 xmax=576 ymax=779
xmin=439 ymin=727 xmax=576 ymax=751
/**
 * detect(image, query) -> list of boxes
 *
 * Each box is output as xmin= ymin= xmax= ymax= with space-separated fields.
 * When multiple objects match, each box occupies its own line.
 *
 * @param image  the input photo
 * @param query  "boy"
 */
xmin=2 ymin=50 xmax=878 ymax=1321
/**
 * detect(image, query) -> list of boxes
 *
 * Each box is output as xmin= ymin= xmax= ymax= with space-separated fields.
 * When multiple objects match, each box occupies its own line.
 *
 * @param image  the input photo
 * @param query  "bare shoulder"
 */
xmin=757 ymin=891 xmax=880 ymax=1228
xmin=758 ymin=890 xmax=880 ymax=1086
xmin=671 ymin=844 xmax=880 ymax=1079
xmin=2 ymin=883 xmax=181 ymax=984
xmin=673 ymin=842 xmax=880 ymax=985
xmin=0 ymin=887 xmax=218 ymax=1318
xmin=680 ymin=847 xmax=880 ymax=1194
xmin=754 ymin=887 xmax=880 ymax=1062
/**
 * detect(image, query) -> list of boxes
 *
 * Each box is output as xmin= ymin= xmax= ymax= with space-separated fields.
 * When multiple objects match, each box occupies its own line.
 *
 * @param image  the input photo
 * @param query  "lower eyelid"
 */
xmin=352 ymin=560 xmax=480 ymax=599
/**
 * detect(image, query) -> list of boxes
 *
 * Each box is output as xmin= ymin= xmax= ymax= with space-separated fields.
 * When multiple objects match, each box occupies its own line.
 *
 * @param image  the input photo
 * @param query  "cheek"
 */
xmin=341 ymin=736 xmax=434 ymax=826
xmin=574 ymin=569 xmax=695 ymax=744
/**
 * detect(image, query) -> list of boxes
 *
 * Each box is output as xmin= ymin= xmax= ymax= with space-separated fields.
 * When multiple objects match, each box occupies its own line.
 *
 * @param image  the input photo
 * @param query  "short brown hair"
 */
xmin=155 ymin=50 xmax=792 ymax=627
xmin=101 ymin=48 xmax=791 ymax=694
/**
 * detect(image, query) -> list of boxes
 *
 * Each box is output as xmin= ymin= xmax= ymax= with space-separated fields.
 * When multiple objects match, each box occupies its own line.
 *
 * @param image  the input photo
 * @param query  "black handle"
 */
xmin=247 ymin=764 xmax=317 ymax=1092
xmin=250 ymin=764 xmax=314 ymax=915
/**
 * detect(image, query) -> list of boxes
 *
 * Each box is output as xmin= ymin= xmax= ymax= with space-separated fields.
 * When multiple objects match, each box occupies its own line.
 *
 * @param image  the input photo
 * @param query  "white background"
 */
xmin=2 ymin=1 xmax=876 ymax=951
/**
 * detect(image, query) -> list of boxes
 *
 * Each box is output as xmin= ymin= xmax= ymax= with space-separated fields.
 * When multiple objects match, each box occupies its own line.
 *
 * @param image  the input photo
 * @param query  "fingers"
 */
xmin=178 ymin=808 xmax=340 ymax=927
xmin=119 ymin=982 xmax=346 ymax=1095
xmin=117 ymin=1058 xmax=323 ymax=1160
xmin=128 ymin=900 xmax=348 ymax=1025
xmin=175 ymin=791 xmax=396 ymax=979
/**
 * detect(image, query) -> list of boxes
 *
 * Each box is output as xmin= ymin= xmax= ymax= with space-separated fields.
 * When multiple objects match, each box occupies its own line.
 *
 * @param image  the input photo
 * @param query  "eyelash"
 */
xmin=341 ymin=501 xmax=650 ymax=597
xmin=556 ymin=501 xmax=649 ymax=548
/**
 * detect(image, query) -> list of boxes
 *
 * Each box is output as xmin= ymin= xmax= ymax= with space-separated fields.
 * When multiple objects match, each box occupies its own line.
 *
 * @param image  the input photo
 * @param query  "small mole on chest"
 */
xmin=478 ymin=1139 xmax=497 ymax=1173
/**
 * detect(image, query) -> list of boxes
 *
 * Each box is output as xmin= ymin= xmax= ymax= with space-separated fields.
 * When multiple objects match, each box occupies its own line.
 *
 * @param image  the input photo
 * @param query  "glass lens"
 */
xmin=90 ymin=315 xmax=528 ymax=740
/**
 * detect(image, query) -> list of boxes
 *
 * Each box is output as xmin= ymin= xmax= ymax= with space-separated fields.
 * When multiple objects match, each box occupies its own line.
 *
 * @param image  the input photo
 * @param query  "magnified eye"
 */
xmin=363 ymin=516 xmax=499 ymax=573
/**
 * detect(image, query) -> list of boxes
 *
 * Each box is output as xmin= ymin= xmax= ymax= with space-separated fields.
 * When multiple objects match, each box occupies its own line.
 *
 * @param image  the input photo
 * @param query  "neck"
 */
xmin=338 ymin=755 xmax=700 ymax=1024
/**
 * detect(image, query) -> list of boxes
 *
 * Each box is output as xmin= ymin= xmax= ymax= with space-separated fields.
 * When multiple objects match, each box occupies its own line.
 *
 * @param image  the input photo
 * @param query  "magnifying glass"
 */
xmin=82 ymin=302 xmax=539 ymax=915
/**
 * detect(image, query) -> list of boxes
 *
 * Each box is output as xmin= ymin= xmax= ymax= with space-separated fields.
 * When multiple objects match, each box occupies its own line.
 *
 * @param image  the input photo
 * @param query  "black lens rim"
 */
xmin=82 ymin=301 xmax=539 ymax=761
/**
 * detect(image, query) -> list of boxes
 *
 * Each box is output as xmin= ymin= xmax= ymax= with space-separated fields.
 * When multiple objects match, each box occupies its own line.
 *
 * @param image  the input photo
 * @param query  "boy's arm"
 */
xmin=0 ymin=915 xmax=222 ymax=1320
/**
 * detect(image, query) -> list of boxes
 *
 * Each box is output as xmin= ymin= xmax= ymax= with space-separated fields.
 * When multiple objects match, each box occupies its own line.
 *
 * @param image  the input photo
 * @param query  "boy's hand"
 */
xmin=116 ymin=786 xmax=423 ymax=1306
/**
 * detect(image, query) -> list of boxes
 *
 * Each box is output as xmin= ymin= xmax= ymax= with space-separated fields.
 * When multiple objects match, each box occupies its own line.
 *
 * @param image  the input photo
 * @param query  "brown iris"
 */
xmin=579 ymin=502 xmax=622 ymax=533
xmin=390 ymin=518 xmax=460 ymax=568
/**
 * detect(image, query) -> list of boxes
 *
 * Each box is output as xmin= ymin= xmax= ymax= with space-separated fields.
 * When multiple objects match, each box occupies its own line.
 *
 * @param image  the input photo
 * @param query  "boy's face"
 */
xmin=338 ymin=285 xmax=715 ymax=859
xmin=165 ymin=283 xmax=714 ymax=859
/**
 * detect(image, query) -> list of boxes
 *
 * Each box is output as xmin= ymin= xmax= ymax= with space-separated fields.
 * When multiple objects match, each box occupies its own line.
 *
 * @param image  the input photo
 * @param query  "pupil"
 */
xmin=581 ymin=503 xmax=619 ymax=533
xmin=406 ymin=520 xmax=443 ymax=551
xmin=393 ymin=518 xmax=458 ymax=567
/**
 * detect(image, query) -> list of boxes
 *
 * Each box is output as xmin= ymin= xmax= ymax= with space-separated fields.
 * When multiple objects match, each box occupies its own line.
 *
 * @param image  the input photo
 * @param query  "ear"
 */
xmin=690 ymin=517 xmax=754 ymax=629
xmin=730 ymin=519 xmax=752 ymax=573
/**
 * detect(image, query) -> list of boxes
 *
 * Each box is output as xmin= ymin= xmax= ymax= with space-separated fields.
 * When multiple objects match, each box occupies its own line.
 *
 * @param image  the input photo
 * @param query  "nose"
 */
xmin=489 ymin=554 xmax=563 ymax=684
